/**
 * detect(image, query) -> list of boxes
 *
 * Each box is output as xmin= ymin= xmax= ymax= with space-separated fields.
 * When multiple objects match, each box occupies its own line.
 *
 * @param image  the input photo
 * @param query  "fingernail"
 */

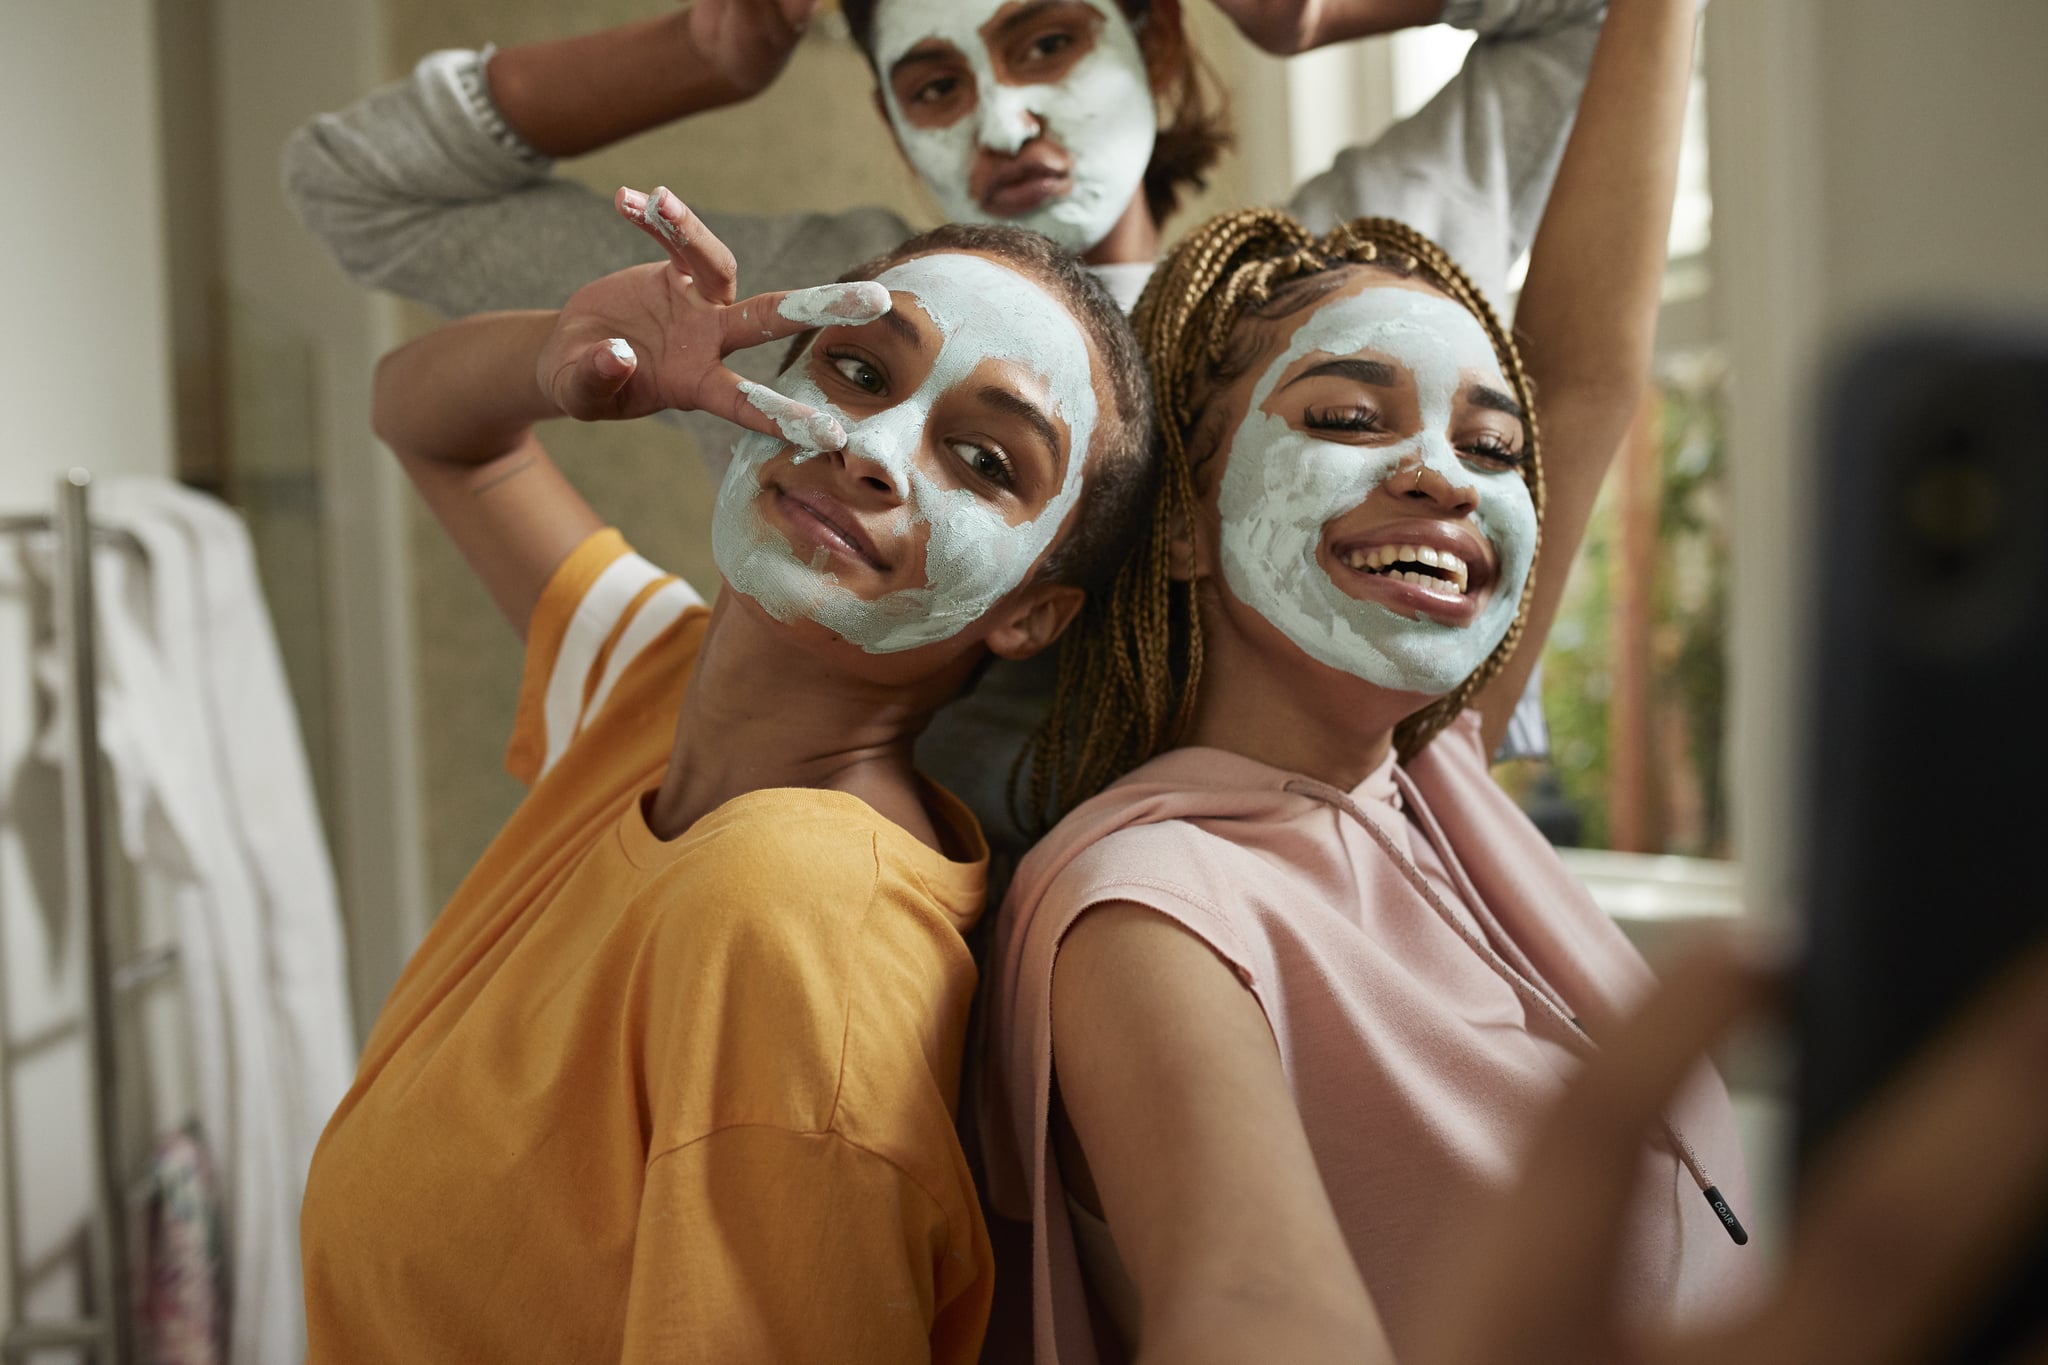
xmin=618 ymin=187 xmax=647 ymax=214
xmin=642 ymin=187 xmax=686 ymax=249
xmin=597 ymin=337 xmax=634 ymax=377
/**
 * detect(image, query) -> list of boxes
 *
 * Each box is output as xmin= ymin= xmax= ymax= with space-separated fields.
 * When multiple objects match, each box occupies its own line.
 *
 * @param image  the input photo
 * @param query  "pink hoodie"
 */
xmin=984 ymin=711 xmax=1757 ymax=1363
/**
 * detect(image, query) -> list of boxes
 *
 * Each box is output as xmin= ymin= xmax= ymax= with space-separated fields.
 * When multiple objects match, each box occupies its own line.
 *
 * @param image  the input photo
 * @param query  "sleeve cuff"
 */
xmin=1438 ymin=0 xmax=1610 ymax=37
xmin=436 ymin=45 xmax=553 ymax=174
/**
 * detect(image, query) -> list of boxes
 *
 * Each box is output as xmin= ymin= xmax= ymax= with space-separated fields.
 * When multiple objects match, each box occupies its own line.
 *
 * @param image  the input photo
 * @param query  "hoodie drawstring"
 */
xmin=1281 ymin=775 xmax=1749 ymax=1247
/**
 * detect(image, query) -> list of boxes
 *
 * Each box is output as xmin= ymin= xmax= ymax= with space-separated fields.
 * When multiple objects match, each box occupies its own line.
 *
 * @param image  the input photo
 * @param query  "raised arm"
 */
xmin=1208 ymin=0 xmax=1445 ymax=55
xmin=372 ymin=190 xmax=884 ymax=635
xmin=280 ymin=7 xmax=909 ymax=334
xmin=483 ymin=0 xmax=816 ymax=159
xmin=1470 ymin=0 xmax=1696 ymax=755
xmin=1287 ymin=0 xmax=1610 ymax=307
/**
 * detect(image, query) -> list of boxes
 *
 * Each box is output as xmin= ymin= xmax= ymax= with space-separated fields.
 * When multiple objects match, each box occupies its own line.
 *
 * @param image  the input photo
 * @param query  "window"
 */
xmin=1378 ymin=26 xmax=1741 ymax=920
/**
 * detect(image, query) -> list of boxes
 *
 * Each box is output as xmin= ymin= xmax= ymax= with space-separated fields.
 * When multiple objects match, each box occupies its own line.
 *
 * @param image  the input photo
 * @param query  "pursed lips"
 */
xmin=979 ymin=148 xmax=1070 ymax=215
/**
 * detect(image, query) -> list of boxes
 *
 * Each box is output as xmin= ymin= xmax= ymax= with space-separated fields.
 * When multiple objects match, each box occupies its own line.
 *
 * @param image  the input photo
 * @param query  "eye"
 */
xmin=1022 ymin=30 xmax=1075 ymax=64
xmin=910 ymin=75 xmax=961 ymax=106
xmin=950 ymin=439 xmax=1017 ymax=489
xmin=1459 ymin=433 xmax=1525 ymax=468
xmin=827 ymin=350 xmax=886 ymax=395
xmin=1304 ymin=405 xmax=1386 ymax=435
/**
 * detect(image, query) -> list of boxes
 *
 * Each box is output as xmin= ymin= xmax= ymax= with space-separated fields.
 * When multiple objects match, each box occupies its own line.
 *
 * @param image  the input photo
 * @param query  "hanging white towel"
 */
xmin=108 ymin=480 xmax=356 ymax=1175
xmin=29 ymin=476 xmax=355 ymax=1365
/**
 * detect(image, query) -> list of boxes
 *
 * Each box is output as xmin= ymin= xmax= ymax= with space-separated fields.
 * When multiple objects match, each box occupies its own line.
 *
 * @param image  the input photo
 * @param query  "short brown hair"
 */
xmin=840 ymin=0 xmax=1231 ymax=225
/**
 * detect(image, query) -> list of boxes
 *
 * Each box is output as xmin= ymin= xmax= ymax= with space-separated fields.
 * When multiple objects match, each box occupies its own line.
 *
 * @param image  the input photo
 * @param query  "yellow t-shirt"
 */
xmin=302 ymin=530 xmax=994 ymax=1363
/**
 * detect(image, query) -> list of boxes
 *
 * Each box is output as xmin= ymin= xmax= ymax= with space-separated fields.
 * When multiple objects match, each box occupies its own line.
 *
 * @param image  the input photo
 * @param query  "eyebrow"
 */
xmin=871 ymin=306 xmax=923 ymax=349
xmin=1282 ymin=357 xmax=1399 ymax=391
xmin=988 ymin=0 xmax=1070 ymax=43
xmin=888 ymin=40 xmax=959 ymax=78
xmin=1282 ymin=357 xmax=1527 ymax=422
xmin=975 ymin=384 xmax=1063 ymax=478
xmin=1470 ymin=384 xmax=1526 ymax=421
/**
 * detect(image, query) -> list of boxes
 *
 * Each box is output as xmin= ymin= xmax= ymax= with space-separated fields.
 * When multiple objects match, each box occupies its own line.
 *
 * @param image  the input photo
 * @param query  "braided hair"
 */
xmin=1018 ymin=209 xmax=1545 ymax=829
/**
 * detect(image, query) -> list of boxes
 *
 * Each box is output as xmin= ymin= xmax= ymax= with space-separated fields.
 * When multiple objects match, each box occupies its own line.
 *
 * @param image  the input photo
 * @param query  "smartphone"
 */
xmin=1797 ymin=321 xmax=2048 ymax=1361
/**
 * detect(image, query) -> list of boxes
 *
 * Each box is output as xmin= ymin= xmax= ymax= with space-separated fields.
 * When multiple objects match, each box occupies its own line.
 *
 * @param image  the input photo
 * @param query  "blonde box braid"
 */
xmin=1022 ymin=209 xmax=1545 ymax=828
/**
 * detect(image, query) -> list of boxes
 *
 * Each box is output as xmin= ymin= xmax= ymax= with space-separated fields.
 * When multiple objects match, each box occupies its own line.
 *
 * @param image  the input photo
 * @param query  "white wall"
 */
xmin=1705 ymin=0 xmax=2048 ymax=928
xmin=0 ymin=0 xmax=180 ymax=1338
xmin=206 ymin=0 xmax=427 ymax=1042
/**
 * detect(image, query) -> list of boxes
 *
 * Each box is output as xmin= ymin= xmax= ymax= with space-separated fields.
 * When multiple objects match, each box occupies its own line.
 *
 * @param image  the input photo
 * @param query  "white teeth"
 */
xmin=1340 ymin=542 xmax=1472 ymax=595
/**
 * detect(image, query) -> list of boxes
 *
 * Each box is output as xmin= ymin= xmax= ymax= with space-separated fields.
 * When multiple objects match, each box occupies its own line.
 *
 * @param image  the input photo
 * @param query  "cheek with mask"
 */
xmin=1215 ymin=287 xmax=1537 ymax=696
xmin=871 ymin=0 xmax=1158 ymax=255
xmin=712 ymin=253 xmax=1098 ymax=654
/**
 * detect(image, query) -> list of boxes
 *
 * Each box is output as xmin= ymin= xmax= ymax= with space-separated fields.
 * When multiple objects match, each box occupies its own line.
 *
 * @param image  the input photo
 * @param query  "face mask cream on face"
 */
xmin=712 ymin=252 xmax=1097 ymax=653
xmin=872 ymin=0 xmax=1157 ymax=255
xmin=1215 ymin=286 xmax=1536 ymax=695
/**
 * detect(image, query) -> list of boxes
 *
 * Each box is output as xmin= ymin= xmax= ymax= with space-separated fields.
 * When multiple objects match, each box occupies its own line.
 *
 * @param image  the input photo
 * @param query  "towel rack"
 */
xmin=0 ymin=470 xmax=173 ymax=1364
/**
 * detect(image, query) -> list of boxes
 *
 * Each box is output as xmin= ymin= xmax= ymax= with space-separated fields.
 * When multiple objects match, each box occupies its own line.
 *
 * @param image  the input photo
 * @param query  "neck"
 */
xmin=1179 ymin=587 xmax=1424 ymax=790
xmin=645 ymin=591 xmax=962 ymax=845
xmin=1081 ymin=191 xmax=1161 ymax=266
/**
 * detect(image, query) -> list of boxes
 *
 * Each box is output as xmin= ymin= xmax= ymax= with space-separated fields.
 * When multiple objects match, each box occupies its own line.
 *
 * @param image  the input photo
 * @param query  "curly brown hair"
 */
xmin=839 ymin=0 xmax=1231 ymax=226
xmin=1018 ymin=208 xmax=1547 ymax=829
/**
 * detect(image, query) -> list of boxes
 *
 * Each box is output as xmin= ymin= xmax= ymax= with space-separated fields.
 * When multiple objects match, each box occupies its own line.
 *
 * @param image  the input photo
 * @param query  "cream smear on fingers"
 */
xmin=776 ymin=281 xmax=894 ymax=329
xmin=713 ymin=252 xmax=1096 ymax=653
xmin=1217 ymin=288 xmax=1536 ymax=695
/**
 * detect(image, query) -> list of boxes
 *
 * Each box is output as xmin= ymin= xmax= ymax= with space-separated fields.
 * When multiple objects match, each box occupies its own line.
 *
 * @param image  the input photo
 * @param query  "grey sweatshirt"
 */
xmin=282 ymin=0 xmax=1602 ymax=857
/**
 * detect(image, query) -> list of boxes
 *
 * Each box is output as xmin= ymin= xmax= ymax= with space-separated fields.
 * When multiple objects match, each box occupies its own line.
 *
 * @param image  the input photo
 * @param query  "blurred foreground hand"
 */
xmin=1408 ymin=937 xmax=2048 ymax=1365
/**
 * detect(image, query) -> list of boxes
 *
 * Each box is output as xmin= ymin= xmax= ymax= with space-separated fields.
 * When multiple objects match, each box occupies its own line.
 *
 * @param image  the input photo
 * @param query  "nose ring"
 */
xmin=1413 ymin=464 xmax=1426 ymax=489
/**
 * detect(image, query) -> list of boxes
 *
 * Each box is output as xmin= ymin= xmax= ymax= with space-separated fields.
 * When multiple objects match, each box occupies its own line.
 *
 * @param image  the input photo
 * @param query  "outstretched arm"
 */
xmin=1052 ymin=905 xmax=1392 ymax=1364
xmin=1471 ymin=0 xmax=1696 ymax=757
xmin=1415 ymin=938 xmax=2048 ymax=1364
xmin=373 ymin=190 xmax=885 ymax=635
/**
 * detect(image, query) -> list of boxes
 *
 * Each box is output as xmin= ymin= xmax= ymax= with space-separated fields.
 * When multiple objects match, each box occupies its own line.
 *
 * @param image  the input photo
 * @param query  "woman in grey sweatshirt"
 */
xmin=282 ymin=0 xmax=1607 ymax=857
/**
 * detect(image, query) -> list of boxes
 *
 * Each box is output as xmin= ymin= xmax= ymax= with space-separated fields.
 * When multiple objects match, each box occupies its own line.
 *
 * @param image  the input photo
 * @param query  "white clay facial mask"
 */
xmin=1216 ymin=286 xmax=1536 ymax=695
xmin=871 ymin=0 xmax=1157 ymax=254
xmin=712 ymin=252 xmax=1097 ymax=653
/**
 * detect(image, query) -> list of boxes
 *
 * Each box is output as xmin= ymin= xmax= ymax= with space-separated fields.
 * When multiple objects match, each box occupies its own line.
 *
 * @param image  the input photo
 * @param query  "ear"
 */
xmin=983 ymin=580 xmax=1087 ymax=661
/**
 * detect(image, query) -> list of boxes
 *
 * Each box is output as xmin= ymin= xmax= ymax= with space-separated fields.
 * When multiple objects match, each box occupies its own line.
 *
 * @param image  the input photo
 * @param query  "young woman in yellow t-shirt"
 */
xmin=297 ymin=195 xmax=1152 ymax=1363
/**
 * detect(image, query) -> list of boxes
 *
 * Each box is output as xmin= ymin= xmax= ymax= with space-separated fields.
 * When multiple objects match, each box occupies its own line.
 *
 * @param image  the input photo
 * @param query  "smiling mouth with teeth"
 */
xmin=1339 ymin=543 xmax=1472 ymax=595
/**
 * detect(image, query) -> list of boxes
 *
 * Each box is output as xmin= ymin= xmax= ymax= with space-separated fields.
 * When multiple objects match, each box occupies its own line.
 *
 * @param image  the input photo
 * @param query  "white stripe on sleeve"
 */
xmin=580 ymin=578 xmax=703 ymax=729
xmin=539 ymin=553 xmax=664 ymax=777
